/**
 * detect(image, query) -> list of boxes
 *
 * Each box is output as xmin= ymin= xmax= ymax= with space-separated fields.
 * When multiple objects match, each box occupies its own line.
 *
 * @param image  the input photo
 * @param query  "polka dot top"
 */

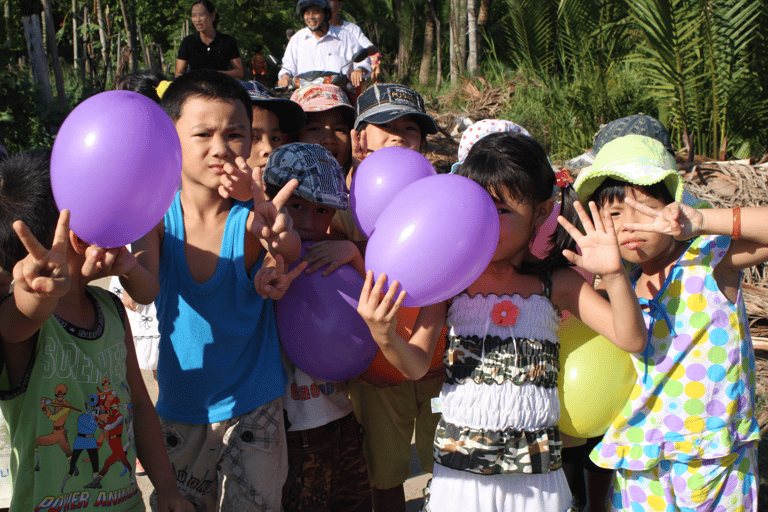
xmin=591 ymin=235 xmax=759 ymax=471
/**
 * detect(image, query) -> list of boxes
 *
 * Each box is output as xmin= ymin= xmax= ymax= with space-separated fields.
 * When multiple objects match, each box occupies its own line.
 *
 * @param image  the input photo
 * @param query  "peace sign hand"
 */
xmin=218 ymin=156 xmax=254 ymax=201
xmin=557 ymin=201 xmax=623 ymax=277
xmin=624 ymin=198 xmax=703 ymax=240
xmin=253 ymin=254 xmax=308 ymax=300
xmin=12 ymin=209 xmax=71 ymax=298
xmin=251 ymin=178 xmax=299 ymax=249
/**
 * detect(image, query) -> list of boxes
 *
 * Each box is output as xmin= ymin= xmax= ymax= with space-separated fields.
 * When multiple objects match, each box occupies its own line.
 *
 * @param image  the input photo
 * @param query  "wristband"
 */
xmin=732 ymin=207 xmax=741 ymax=240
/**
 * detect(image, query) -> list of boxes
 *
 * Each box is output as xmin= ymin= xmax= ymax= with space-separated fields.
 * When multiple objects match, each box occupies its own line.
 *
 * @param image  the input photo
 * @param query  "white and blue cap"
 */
xmin=263 ymin=143 xmax=349 ymax=210
xmin=240 ymin=80 xmax=307 ymax=134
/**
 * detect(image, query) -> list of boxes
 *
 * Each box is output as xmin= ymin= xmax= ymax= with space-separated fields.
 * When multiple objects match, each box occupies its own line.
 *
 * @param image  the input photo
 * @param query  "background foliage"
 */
xmin=2 ymin=0 xmax=767 ymax=160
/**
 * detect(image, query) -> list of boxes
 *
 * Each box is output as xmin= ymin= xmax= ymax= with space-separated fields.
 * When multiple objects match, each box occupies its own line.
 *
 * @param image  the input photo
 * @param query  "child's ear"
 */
xmin=69 ymin=230 xmax=89 ymax=254
xmin=533 ymin=199 xmax=554 ymax=228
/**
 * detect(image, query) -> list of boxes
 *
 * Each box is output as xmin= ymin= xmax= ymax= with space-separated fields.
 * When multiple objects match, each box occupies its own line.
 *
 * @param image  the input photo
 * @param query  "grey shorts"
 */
xmin=151 ymin=398 xmax=288 ymax=512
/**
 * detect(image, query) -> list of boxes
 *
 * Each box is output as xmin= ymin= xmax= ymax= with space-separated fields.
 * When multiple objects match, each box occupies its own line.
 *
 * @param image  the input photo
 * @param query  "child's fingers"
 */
xmin=50 ymin=210 xmax=71 ymax=255
xmin=561 ymin=249 xmax=578 ymax=265
xmin=386 ymin=290 xmax=407 ymax=320
xmin=625 ymin=197 xmax=661 ymax=219
xmin=271 ymin=179 xmax=300 ymax=211
xmin=573 ymin=201 xmax=595 ymax=233
xmin=321 ymin=260 xmax=344 ymax=276
xmin=284 ymin=260 xmax=308 ymax=284
xmin=377 ymin=279 xmax=400 ymax=313
xmin=13 ymin=220 xmax=49 ymax=262
xmin=601 ymin=209 xmax=618 ymax=236
xmin=557 ymin=215 xmax=583 ymax=242
xmin=358 ymin=270 xmax=375 ymax=309
xmin=272 ymin=254 xmax=285 ymax=277
xmin=588 ymin=201 xmax=605 ymax=232
xmin=370 ymin=273 xmax=388 ymax=304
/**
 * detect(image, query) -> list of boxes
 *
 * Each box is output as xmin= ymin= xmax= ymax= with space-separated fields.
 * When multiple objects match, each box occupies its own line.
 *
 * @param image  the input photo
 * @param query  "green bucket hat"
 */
xmin=573 ymin=134 xmax=682 ymax=204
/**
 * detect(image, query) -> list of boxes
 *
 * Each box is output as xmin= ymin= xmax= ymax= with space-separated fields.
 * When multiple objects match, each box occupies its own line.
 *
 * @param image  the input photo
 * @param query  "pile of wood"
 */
xmin=681 ymin=159 xmax=768 ymax=349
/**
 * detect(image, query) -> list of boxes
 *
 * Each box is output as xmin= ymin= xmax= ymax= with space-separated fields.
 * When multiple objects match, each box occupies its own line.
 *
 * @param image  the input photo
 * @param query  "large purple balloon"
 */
xmin=366 ymin=174 xmax=499 ymax=307
xmin=275 ymin=253 xmax=379 ymax=382
xmin=51 ymin=90 xmax=181 ymax=248
xmin=350 ymin=146 xmax=436 ymax=237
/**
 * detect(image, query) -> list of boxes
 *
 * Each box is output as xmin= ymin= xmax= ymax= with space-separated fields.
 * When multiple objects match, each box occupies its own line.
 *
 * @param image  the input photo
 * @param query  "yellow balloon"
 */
xmin=557 ymin=315 xmax=637 ymax=438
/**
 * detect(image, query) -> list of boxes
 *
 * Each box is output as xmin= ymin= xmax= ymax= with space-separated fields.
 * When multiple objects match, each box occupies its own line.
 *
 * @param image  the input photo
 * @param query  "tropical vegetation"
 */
xmin=2 ymin=0 xmax=767 ymax=160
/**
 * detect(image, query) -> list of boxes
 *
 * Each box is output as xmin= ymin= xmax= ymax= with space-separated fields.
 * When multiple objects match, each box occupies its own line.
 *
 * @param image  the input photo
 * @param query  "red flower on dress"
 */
xmin=491 ymin=300 xmax=519 ymax=326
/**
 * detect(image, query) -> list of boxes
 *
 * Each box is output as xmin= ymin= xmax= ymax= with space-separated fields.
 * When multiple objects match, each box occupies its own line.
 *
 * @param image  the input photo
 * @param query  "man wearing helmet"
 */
xmin=277 ymin=0 xmax=370 ymax=88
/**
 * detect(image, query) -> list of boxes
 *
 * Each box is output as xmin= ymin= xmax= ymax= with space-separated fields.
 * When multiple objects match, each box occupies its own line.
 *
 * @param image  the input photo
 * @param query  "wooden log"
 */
xmin=21 ymin=15 xmax=52 ymax=107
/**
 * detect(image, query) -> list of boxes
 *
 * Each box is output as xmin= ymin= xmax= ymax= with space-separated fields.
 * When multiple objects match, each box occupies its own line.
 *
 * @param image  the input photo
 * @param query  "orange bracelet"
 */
xmin=732 ymin=207 xmax=741 ymax=240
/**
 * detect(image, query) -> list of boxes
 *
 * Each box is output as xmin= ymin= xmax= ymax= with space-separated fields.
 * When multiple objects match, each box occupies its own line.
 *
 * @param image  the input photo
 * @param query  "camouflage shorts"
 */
xmin=282 ymin=413 xmax=371 ymax=512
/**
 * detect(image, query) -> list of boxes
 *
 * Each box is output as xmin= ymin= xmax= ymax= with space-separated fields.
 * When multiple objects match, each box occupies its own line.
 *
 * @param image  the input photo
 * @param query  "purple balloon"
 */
xmin=51 ymin=90 xmax=181 ymax=248
xmin=275 ymin=251 xmax=379 ymax=382
xmin=365 ymin=174 xmax=499 ymax=307
xmin=350 ymin=146 xmax=436 ymax=237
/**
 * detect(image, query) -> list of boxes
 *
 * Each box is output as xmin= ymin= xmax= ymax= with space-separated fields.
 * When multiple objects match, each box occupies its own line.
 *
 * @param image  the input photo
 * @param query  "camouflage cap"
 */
xmin=263 ymin=143 xmax=348 ymax=210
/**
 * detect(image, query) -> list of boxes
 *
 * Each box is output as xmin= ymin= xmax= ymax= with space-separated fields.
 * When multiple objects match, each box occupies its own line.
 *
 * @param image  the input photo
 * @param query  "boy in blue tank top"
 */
xmin=119 ymin=70 xmax=303 ymax=511
xmin=0 ymin=150 xmax=192 ymax=511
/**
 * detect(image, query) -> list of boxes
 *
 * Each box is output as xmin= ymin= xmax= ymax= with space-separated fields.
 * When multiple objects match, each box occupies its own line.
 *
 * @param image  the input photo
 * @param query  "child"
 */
xmin=291 ymin=84 xmax=355 ymax=171
xmin=575 ymin=134 xmax=762 ymax=512
xmin=0 ymin=150 xmax=192 ymax=511
xmin=357 ymin=131 xmax=648 ymax=512
xmin=119 ymin=69 xmax=302 ymax=511
xmin=258 ymin=142 xmax=370 ymax=511
xmin=289 ymin=84 xmax=359 ymax=275
xmin=334 ymin=83 xmax=443 ymax=512
xmin=218 ymin=80 xmax=305 ymax=201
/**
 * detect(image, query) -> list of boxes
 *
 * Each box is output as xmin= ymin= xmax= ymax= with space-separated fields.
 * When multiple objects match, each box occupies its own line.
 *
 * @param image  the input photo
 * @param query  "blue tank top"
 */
xmin=155 ymin=193 xmax=286 ymax=424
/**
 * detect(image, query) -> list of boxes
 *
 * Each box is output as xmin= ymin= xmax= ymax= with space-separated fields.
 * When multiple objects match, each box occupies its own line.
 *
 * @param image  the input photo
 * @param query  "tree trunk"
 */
xmin=41 ymin=0 xmax=67 ymax=106
xmin=393 ymin=0 xmax=414 ymax=80
xmin=3 ymin=1 xmax=9 ymax=43
xmin=96 ymin=0 xmax=111 ymax=83
xmin=418 ymin=1 xmax=436 ymax=85
xmin=466 ymin=0 xmax=478 ymax=73
xmin=434 ymin=4 xmax=442 ymax=90
xmin=83 ymin=5 xmax=91 ymax=79
xmin=458 ymin=0 xmax=467 ymax=74
xmin=449 ymin=0 xmax=458 ymax=82
xmin=22 ymin=15 xmax=53 ymax=107
xmin=477 ymin=0 xmax=490 ymax=57
xmin=117 ymin=0 xmax=138 ymax=72
xmin=137 ymin=20 xmax=148 ymax=67
xmin=72 ymin=0 xmax=80 ymax=75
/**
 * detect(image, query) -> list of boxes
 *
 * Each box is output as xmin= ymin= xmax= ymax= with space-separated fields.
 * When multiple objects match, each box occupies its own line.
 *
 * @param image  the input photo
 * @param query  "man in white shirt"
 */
xmin=278 ymin=0 xmax=370 ymax=88
xmin=328 ymin=0 xmax=377 ymax=56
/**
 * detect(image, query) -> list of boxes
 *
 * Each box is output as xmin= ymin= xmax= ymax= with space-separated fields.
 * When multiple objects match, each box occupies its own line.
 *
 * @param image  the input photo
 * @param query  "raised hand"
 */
xmin=218 ymin=156 xmax=254 ymax=201
xmin=81 ymin=246 xmax=136 ymax=280
xmin=557 ymin=201 xmax=623 ymax=277
xmin=301 ymin=240 xmax=362 ymax=275
xmin=357 ymin=271 xmax=406 ymax=344
xmin=624 ymin=198 xmax=703 ymax=240
xmin=253 ymin=254 xmax=308 ymax=300
xmin=12 ymin=209 xmax=71 ymax=298
xmin=251 ymin=178 xmax=299 ymax=248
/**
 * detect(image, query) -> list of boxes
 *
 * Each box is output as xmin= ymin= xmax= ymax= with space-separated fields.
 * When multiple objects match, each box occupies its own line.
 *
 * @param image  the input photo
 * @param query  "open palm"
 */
xmin=557 ymin=201 xmax=623 ymax=276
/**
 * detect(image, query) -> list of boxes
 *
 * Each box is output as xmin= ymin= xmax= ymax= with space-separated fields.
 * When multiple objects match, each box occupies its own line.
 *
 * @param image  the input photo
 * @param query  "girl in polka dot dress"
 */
xmin=575 ymin=134 xmax=764 ymax=512
xmin=357 ymin=132 xmax=648 ymax=512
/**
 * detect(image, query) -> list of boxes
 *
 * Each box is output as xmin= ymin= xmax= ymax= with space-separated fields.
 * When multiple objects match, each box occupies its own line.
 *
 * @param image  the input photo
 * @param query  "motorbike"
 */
xmin=266 ymin=48 xmax=369 ymax=102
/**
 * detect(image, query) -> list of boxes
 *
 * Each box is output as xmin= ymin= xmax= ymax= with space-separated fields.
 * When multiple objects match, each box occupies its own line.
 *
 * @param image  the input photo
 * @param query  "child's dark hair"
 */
xmin=115 ymin=69 xmax=168 ymax=103
xmin=0 ymin=149 xmax=58 ymax=268
xmin=456 ymin=132 xmax=579 ymax=275
xmin=192 ymin=0 xmax=220 ymax=28
xmin=161 ymin=69 xmax=253 ymax=125
xmin=590 ymin=178 xmax=675 ymax=209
